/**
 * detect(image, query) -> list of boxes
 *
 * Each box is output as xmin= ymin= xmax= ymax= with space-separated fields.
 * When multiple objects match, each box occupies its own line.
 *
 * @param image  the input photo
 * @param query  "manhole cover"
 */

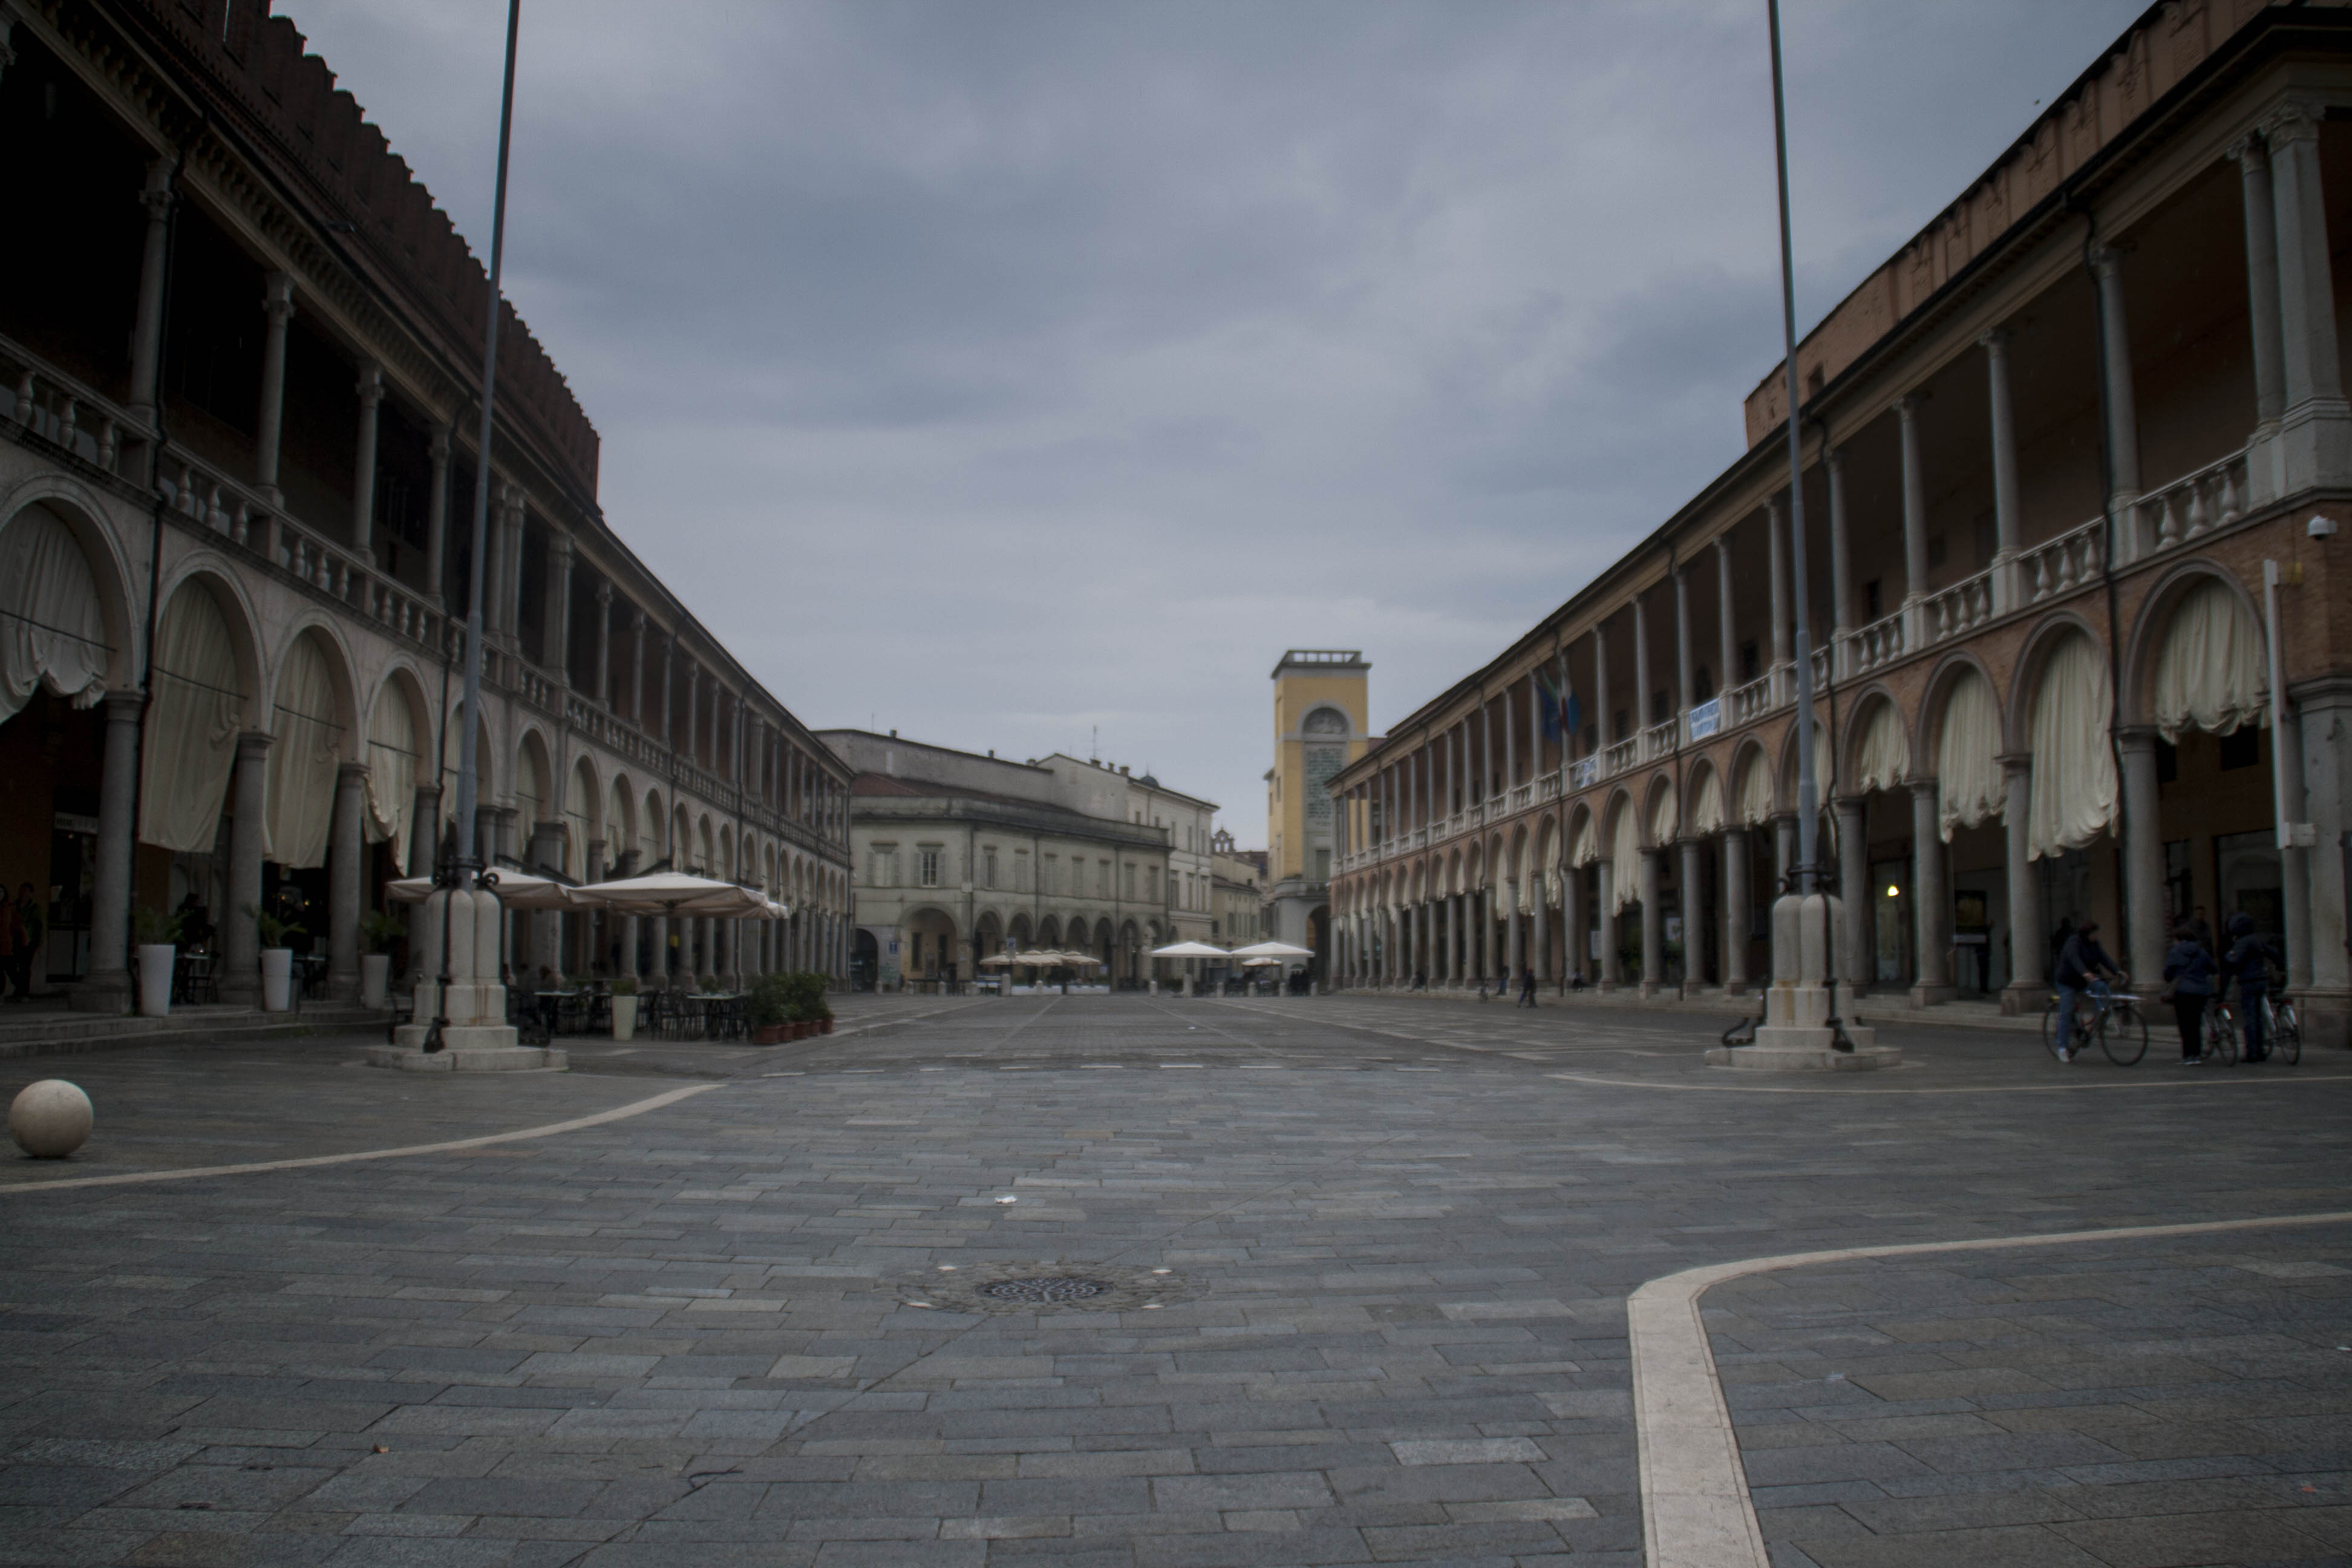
xmin=978 ymin=1276 xmax=1114 ymax=1304
xmin=889 ymin=1261 xmax=1201 ymax=1313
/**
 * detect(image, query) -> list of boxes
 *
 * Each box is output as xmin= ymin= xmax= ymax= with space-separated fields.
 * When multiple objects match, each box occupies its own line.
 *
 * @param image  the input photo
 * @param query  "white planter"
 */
xmin=611 ymin=995 xmax=637 ymax=1041
xmin=260 ymin=948 xmax=293 ymax=1013
xmin=137 ymin=944 xmax=175 ymax=1018
xmin=360 ymin=952 xmax=391 ymax=1010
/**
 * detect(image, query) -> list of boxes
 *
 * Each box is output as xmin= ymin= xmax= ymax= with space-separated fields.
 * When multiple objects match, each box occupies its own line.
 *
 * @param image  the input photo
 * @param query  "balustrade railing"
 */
xmin=1725 ymin=673 xmax=1774 ymax=726
xmin=1509 ymin=783 xmax=1534 ymax=811
xmin=2021 ymin=516 xmax=2105 ymax=604
xmin=1602 ymin=736 xmax=1638 ymax=776
xmin=0 ymin=339 xmax=140 ymax=479
xmin=1640 ymin=719 xmax=1677 ymax=760
xmin=1920 ymin=566 xmax=1995 ymax=647
xmin=1537 ymin=770 xmax=1563 ymax=802
xmin=2135 ymin=447 xmax=2248 ymax=557
xmin=1850 ymin=609 xmax=1905 ymax=676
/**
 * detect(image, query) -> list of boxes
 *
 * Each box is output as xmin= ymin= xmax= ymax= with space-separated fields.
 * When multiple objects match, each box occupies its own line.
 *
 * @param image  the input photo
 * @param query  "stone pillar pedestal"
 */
xmin=370 ymin=882 xmax=561 ymax=1071
xmin=1709 ymin=893 xmax=1900 ymax=1072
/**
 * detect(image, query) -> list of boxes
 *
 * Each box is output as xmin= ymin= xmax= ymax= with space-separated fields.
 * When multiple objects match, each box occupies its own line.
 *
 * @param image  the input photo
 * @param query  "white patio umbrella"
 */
xmin=1054 ymin=951 xmax=1102 ymax=968
xmin=1229 ymin=940 xmax=1315 ymax=958
xmin=569 ymin=872 xmax=769 ymax=920
xmin=385 ymin=871 xmax=580 ymax=910
xmin=1241 ymin=955 xmax=1285 ymax=968
xmin=978 ymin=951 xmax=1018 ymax=968
xmin=1149 ymin=940 xmax=1227 ymax=959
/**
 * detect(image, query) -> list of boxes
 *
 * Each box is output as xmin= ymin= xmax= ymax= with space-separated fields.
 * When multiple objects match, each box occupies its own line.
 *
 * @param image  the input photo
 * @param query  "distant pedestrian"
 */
xmin=2223 ymin=912 xmax=2279 ymax=1062
xmin=2160 ymin=923 xmax=2216 ymax=1063
xmin=8 ymin=883 xmax=42 ymax=1002
xmin=1517 ymin=967 xmax=1537 ymax=1007
xmin=2189 ymin=905 xmax=2215 ymax=955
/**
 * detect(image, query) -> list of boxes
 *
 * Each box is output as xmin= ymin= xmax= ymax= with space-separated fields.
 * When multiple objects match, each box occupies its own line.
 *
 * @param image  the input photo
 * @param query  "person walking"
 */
xmin=2160 ymin=921 xmax=2217 ymax=1063
xmin=2051 ymin=919 xmax=2121 ymax=1063
xmin=8 ymin=884 xmax=42 ymax=1002
xmin=2222 ymin=912 xmax=2278 ymax=1063
xmin=1517 ymin=965 xmax=1537 ymax=1007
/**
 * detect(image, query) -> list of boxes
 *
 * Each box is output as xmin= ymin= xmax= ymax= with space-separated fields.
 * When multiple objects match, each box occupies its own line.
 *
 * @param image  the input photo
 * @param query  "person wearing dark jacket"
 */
xmin=2161 ymin=923 xmax=2217 ymax=1063
xmin=2223 ymin=912 xmax=2278 ymax=1062
xmin=2052 ymin=920 xmax=2121 ymax=1062
xmin=1517 ymin=967 xmax=1538 ymax=1007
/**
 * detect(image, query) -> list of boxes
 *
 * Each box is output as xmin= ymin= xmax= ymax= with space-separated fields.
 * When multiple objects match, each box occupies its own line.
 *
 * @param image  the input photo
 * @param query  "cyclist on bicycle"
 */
xmin=2223 ymin=912 xmax=2280 ymax=1063
xmin=2053 ymin=920 xmax=2122 ymax=1063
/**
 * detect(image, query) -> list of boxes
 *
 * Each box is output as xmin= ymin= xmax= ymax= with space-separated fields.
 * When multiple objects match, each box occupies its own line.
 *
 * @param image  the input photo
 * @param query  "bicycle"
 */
xmin=2200 ymin=998 xmax=2239 ymax=1065
xmin=2258 ymin=991 xmax=2302 ymax=1065
xmin=2042 ymin=978 xmax=2148 ymax=1065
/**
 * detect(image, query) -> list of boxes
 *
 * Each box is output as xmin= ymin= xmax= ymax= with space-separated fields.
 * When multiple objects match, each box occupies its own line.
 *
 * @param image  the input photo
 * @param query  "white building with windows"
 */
xmin=822 ymin=731 xmax=1217 ymax=991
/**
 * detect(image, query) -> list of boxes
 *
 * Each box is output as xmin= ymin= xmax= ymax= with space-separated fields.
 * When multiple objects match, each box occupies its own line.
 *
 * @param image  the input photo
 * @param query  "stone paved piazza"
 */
xmin=0 ymin=995 xmax=2347 ymax=1567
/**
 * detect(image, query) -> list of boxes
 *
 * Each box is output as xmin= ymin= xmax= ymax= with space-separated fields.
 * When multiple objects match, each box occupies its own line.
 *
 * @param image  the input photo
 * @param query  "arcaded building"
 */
xmin=1330 ymin=1 xmax=2352 ymax=1048
xmin=0 ymin=1 xmax=851 ymax=1008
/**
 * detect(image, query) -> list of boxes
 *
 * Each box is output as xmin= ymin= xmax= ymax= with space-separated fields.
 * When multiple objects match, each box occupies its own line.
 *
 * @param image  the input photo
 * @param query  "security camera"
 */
xmin=2310 ymin=514 xmax=2339 ymax=539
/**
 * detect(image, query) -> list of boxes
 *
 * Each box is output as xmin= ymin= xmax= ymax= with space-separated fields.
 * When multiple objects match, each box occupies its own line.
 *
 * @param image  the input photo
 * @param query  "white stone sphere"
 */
xmin=10 ymin=1080 xmax=93 ymax=1158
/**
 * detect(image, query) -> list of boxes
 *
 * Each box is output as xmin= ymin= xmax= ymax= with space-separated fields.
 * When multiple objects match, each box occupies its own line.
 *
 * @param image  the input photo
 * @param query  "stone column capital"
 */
xmin=430 ymin=422 xmax=452 ymax=459
xmin=1998 ymin=750 xmax=2033 ymax=777
xmin=547 ymin=531 xmax=573 ymax=566
xmin=2115 ymin=723 xmax=2160 ymax=751
xmin=2226 ymin=131 xmax=2269 ymax=170
xmin=1908 ymin=776 xmax=1939 ymax=800
xmin=102 ymin=688 xmax=145 ymax=722
xmin=236 ymin=730 xmax=276 ymax=760
xmin=594 ymin=579 xmax=613 ymax=607
xmin=1977 ymin=325 xmax=2011 ymax=354
xmin=355 ymin=361 xmax=384 ymax=407
xmin=2262 ymin=99 xmax=2322 ymax=148
xmin=139 ymin=155 xmax=178 ymax=218
xmin=262 ymin=271 xmax=295 ymax=322
xmin=1893 ymin=390 xmax=1927 ymax=419
xmin=2086 ymin=242 xmax=2128 ymax=281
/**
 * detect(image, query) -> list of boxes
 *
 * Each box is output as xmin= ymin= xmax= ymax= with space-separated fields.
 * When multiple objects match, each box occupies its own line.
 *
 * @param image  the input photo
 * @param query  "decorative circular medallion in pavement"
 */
xmin=891 ymin=1260 xmax=1198 ymax=1315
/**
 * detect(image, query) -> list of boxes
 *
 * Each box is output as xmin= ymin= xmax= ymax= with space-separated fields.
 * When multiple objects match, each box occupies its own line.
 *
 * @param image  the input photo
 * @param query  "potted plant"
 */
xmin=748 ymin=972 xmax=793 ymax=1045
xmin=609 ymin=975 xmax=638 ymax=1041
xmin=358 ymin=912 xmax=405 ymax=1009
xmin=247 ymin=904 xmax=307 ymax=1013
xmin=787 ymin=970 xmax=835 ymax=1034
xmin=131 ymin=906 xmax=183 ymax=1019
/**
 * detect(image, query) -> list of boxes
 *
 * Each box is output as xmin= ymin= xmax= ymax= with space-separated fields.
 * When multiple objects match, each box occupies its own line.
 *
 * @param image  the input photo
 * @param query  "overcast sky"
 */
xmin=293 ymin=0 xmax=2146 ymax=843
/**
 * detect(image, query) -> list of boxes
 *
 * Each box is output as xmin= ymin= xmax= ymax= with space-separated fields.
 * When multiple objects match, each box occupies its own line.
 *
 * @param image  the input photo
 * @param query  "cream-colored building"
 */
xmin=1330 ymin=2 xmax=2352 ymax=1051
xmin=1264 ymin=651 xmax=1375 ymax=973
xmin=822 ymin=731 xmax=1218 ymax=991
xmin=1210 ymin=831 xmax=1267 ymax=955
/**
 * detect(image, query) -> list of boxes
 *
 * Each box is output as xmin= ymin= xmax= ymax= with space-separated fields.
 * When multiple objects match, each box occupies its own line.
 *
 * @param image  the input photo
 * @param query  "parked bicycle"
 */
xmin=2259 ymin=990 xmax=2303 ymax=1065
xmin=2042 ymin=976 xmax=2149 ymax=1065
xmin=2201 ymin=997 xmax=2238 ymax=1065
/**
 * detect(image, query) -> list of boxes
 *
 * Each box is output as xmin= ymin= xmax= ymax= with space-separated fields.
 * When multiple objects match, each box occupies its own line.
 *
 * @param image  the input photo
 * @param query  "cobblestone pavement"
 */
xmin=0 ymin=993 xmax=2345 ymax=1566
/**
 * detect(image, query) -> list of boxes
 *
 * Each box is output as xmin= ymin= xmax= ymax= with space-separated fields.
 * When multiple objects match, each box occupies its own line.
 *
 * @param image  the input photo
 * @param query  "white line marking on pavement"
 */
xmin=0 ymin=1083 xmax=723 ymax=1195
xmin=1631 ymin=1207 xmax=2352 ymax=1568
xmin=1553 ymin=1070 xmax=2352 ymax=1095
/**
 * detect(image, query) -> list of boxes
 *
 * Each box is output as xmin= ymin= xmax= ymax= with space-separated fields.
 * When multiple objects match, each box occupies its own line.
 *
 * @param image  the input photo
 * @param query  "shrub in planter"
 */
xmin=780 ymin=970 xmax=834 ymax=1025
xmin=246 ymin=904 xmax=307 ymax=1013
xmin=746 ymin=972 xmax=794 ymax=1044
xmin=359 ymin=912 xmax=405 ymax=1009
xmin=131 ymin=907 xmax=184 ymax=1018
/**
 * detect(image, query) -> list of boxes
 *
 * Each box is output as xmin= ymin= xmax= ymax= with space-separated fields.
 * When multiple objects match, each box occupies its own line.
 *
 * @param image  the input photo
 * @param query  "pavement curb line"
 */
xmin=0 ymin=1082 xmax=722 ymax=1194
xmin=1630 ymin=1207 xmax=2352 ymax=1568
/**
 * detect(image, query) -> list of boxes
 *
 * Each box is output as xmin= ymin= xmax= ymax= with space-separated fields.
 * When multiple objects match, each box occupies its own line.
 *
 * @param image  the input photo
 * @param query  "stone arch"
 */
xmin=1 ymin=479 xmax=143 ymax=691
xmin=1775 ymin=714 xmax=1834 ymax=812
xmin=1838 ymin=683 xmax=1907 ymax=787
xmin=1728 ymin=737 xmax=1774 ymax=828
xmin=1685 ymin=756 xmax=1726 ymax=836
xmin=140 ymin=569 xmax=264 ymax=855
xmin=513 ymin=728 xmax=555 ymax=867
xmin=607 ymin=774 xmax=637 ymax=867
xmin=364 ymin=665 xmax=434 ymax=871
xmin=2001 ymin=608 xmax=2108 ymax=755
xmin=265 ymin=621 xmax=362 ymax=869
xmin=1036 ymin=914 xmax=1060 ymax=947
xmin=2120 ymin=559 xmax=2266 ymax=732
xmin=1301 ymin=704 xmax=1351 ymax=736
xmin=566 ymin=753 xmax=601 ymax=879
xmin=641 ymin=786 xmax=665 ymax=864
xmin=1566 ymin=800 xmax=1600 ymax=866
xmin=1641 ymin=771 xmax=1679 ymax=847
xmin=1914 ymin=652 xmax=1999 ymax=771
xmin=696 ymin=815 xmax=716 ymax=875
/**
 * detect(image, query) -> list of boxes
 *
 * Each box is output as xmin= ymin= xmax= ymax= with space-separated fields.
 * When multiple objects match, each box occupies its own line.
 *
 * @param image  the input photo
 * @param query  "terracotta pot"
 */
xmin=753 ymin=1023 xmax=789 ymax=1045
xmin=818 ymin=1018 xmax=833 ymax=1034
